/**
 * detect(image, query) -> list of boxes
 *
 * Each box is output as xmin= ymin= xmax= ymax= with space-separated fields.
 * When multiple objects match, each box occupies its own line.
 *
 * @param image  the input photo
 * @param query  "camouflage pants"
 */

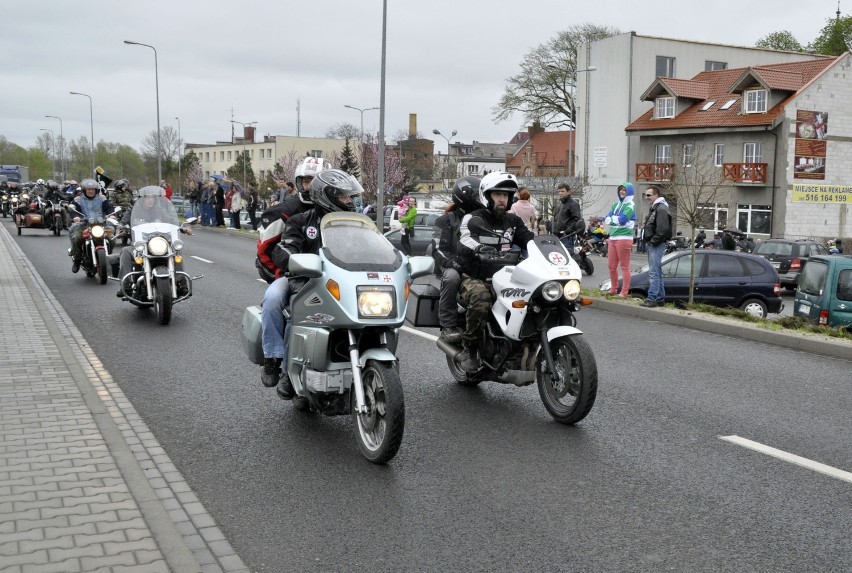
xmin=459 ymin=277 xmax=492 ymax=344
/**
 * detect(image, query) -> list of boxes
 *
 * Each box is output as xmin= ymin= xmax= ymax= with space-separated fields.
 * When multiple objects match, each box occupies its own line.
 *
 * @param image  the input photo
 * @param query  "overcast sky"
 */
xmin=1 ymin=0 xmax=838 ymax=155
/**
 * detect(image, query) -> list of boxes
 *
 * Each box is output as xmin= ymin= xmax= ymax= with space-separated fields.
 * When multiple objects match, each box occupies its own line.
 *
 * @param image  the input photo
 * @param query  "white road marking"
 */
xmin=720 ymin=435 xmax=852 ymax=484
xmin=401 ymin=325 xmax=438 ymax=342
xmin=257 ymin=278 xmax=267 ymax=283
xmin=191 ymin=256 xmax=214 ymax=263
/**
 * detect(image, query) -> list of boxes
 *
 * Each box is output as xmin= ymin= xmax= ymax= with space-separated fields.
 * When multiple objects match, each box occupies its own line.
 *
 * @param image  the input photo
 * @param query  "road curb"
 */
xmin=589 ymin=297 xmax=852 ymax=361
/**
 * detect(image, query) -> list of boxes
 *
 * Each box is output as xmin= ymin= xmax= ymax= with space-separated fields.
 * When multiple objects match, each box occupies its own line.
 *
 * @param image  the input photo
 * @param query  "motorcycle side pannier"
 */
xmin=241 ymin=305 xmax=265 ymax=365
xmin=405 ymin=284 xmax=441 ymax=328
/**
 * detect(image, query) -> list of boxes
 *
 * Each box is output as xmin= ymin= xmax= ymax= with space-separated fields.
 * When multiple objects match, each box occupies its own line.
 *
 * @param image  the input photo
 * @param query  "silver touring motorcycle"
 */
xmin=242 ymin=212 xmax=434 ymax=464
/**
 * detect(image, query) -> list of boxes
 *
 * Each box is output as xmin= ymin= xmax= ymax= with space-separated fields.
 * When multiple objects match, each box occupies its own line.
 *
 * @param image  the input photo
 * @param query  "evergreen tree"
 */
xmin=226 ymin=151 xmax=257 ymax=186
xmin=339 ymin=138 xmax=360 ymax=179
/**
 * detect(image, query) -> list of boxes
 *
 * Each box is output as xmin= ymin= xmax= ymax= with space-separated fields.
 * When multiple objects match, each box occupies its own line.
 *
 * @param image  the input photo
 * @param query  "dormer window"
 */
xmin=744 ymin=89 xmax=767 ymax=113
xmin=655 ymin=96 xmax=675 ymax=119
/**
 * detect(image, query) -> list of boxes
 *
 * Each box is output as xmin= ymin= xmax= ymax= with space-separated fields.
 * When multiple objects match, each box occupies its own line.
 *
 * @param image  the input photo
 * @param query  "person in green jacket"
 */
xmin=398 ymin=196 xmax=417 ymax=256
xmin=604 ymin=182 xmax=637 ymax=296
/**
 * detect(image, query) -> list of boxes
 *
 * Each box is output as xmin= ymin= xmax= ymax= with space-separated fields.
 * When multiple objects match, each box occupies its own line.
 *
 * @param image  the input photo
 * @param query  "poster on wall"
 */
xmin=793 ymin=110 xmax=828 ymax=180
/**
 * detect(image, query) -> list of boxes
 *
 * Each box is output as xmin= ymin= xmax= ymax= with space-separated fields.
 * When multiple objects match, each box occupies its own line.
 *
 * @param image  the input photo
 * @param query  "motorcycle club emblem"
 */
xmin=306 ymin=225 xmax=318 ymax=239
xmin=548 ymin=251 xmax=567 ymax=265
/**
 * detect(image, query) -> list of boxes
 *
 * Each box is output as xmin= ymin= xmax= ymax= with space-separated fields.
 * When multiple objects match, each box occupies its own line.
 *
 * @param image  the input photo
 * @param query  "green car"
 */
xmin=793 ymin=254 xmax=852 ymax=331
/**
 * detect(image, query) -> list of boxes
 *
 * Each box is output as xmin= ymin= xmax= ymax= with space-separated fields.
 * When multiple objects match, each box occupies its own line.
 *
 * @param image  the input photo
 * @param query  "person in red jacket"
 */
xmin=160 ymin=180 xmax=173 ymax=200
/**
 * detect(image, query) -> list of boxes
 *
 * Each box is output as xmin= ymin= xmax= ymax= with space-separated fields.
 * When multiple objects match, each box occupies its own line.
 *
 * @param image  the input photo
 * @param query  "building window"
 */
xmin=267 ymin=148 xmax=272 ymax=159
xmin=205 ymin=152 xmax=209 ymax=162
xmin=655 ymin=144 xmax=672 ymax=164
xmin=705 ymin=61 xmax=727 ymax=71
xmin=744 ymin=89 xmax=767 ymax=113
xmin=204 ymin=170 xmax=209 ymax=178
xmin=698 ymin=203 xmax=728 ymax=233
xmin=309 ymin=150 xmax=323 ymax=158
xmin=220 ymin=151 xmax=224 ymax=161
xmin=714 ymin=144 xmax=725 ymax=167
xmin=682 ymin=144 xmax=693 ymax=167
xmin=259 ymin=170 xmax=265 ymax=179
xmin=743 ymin=142 xmax=763 ymax=163
xmin=656 ymin=55 xmax=676 ymax=77
xmin=467 ymin=164 xmax=478 ymax=175
xmin=655 ymin=96 xmax=675 ymax=119
xmin=227 ymin=151 xmax=232 ymax=160
xmin=737 ymin=204 xmax=772 ymax=236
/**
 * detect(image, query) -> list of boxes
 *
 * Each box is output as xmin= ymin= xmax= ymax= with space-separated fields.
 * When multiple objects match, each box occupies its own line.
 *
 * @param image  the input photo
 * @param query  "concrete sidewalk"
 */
xmin=0 ymin=224 xmax=249 ymax=573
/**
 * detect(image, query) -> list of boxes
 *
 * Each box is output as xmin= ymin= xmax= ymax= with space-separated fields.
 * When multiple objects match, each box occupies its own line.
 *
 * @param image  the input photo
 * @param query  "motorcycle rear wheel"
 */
xmin=153 ymin=277 xmax=173 ymax=325
xmin=582 ymin=257 xmax=594 ymax=276
xmin=536 ymin=334 xmax=598 ymax=425
xmin=352 ymin=360 xmax=404 ymax=464
xmin=96 ymin=250 xmax=108 ymax=285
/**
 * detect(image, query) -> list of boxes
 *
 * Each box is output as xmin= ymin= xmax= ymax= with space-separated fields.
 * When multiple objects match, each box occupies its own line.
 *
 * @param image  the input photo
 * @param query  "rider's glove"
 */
xmin=604 ymin=216 xmax=612 ymax=225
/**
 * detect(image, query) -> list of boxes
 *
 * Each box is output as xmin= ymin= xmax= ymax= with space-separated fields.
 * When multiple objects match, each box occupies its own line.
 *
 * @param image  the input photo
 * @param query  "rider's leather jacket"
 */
xmin=433 ymin=207 xmax=465 ymax=273
xmin=458 ymin=208 xmax=534 ymax=280
xmin=271 ymin=208 xmax=323 ymax=272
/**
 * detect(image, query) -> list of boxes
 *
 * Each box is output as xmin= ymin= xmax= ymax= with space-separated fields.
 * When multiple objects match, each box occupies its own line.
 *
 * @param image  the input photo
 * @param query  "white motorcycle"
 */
xmin=110 ymin=187 xmax=201 ymax=325
xmin=429 ymin=232 xmax=598 ymax=424
xmin=241 ymin=212 xmax=434 ymax=464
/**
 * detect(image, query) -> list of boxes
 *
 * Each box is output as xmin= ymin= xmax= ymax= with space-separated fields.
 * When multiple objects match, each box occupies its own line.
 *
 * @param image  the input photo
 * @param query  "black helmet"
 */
xmin=47 ymin=180 xmax=59 ymax=190
xmin=309 ymin=169 xmax=363 ymax=214
xmin=115 ymin=178 xmax=129 ymax=191
xmin=451 ymin=176 xmax=482 ymax=213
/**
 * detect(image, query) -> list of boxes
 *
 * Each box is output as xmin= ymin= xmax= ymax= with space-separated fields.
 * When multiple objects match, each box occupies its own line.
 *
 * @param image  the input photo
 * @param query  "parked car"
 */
xmin=388 ymin=207 xmax=443 ymax=232
xmin=383 ymin=225 xmax=437 ymax=256
xmin=752 ymin=239 xmax=830 ymax=290
xmin=793 ymin=254 xmax=852 ymax=331
xmin=600 ymin=250 xmax=783 ymax=318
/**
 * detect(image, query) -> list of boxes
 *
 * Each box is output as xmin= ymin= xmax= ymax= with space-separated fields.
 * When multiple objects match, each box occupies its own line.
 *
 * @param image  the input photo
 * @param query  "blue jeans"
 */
xmin=559 ymin=236 xmax=575 ymax=252
xmin=261 ymin=277 xmax=291 ymax=360
xmin=646 ymin=242 xmax=667 ymax=302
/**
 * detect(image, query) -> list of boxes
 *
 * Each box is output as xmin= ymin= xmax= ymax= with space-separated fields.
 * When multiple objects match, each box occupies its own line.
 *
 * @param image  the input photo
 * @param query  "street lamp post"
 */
xmin=45 ymin=115 xmax=64 ymax=181
xmin=40 ymin=129 xmax=56 ymax=178
xmin=230 ymin=120 xmax=256 ymax=184
xmin=124 ymin=40 xmax=162 ymax=183
xmin=343 ymin=105 xmax=380 ymax=141
xmin=175 ymin=116 xmax=181 ymax=192
xmin=432 ymin=128 xmax=457 ymax=188
xmin=69 ymin=91 xmax=95 ymax=176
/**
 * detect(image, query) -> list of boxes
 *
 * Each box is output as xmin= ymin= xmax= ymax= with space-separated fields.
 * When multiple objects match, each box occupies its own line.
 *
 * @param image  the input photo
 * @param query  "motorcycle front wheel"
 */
xmin=536 ymin=334 xmax=598 ymax=425
xmin=96 ymin=250 xmax=108 ymax=285
xmin=153 ymin=276 xmax=173 ymax=325
xmin=352 ymin=360 xmax=404 ymax=464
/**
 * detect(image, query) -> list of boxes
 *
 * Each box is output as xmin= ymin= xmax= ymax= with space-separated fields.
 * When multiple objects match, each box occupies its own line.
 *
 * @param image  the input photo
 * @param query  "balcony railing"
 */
xmin=722 ymin=162 xmax=767 ymax=183
xmin=635 ymin=163 xmax=675 ymax=182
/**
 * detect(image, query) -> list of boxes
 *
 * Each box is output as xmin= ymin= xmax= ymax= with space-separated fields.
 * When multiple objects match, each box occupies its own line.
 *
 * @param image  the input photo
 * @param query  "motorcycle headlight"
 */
xmin=357 ymin=285 xmax=395 ymax=318
xmin=148 ymin=236 xmax=169 ymax=256
xmin=173 ymin=240 xmax=184 ymax=251
xmin=133 ymin=241 xmax=146 ymax=253
xmin=541 ymin=280 xmax=563 ymax=302
xmin=21 ymin=194 xmax=29 ymax=201
xmin=91 ymin=225 xmax=105 ymax=238
xmin=1 ymin=195 xmax=7 ymax=200
xmin=563 ymin=280 xmax=582 ymax=301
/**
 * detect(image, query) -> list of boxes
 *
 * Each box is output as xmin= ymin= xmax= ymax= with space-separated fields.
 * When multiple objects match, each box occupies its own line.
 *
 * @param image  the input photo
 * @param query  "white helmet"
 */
xmin=36 ymin=178 xmax=45 ymax=185
xmin=294 ymin=157 xmax=333 ymax=204
xmin=478 ymin=172 xmax=519 ymax=209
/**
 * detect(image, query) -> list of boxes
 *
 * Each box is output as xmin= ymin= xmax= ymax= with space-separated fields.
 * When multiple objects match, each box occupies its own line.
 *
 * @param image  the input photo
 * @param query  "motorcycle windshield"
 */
xmin=131 ymin=197 xmax=180 ymax=228
xmin=321 ymin=214 xmax=402 ymax=272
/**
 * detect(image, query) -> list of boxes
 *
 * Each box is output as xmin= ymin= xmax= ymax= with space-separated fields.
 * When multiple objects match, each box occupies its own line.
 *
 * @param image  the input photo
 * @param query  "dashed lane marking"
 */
xmin=190 ymin=255 xmax=214 ymax=263
xmin=720 ymin=435 xmax=852 ymax=484
xmin=401 ymin=325 xmax=438 ymax=342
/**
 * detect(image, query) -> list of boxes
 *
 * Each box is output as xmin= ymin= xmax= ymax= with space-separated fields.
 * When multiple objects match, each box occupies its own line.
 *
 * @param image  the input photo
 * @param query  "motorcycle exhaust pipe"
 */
xmin=435 ymin=338 xmax=463 ymax=360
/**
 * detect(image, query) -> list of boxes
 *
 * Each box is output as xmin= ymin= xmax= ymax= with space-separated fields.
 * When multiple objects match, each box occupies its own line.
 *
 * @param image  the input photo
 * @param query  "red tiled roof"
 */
xmin=626 ymin=57 xmax=836 ymax=132
xmin=659 ymin=78 xmax=709 ymax=99
xmin=505 ymin=131 xmax=575 ymax=169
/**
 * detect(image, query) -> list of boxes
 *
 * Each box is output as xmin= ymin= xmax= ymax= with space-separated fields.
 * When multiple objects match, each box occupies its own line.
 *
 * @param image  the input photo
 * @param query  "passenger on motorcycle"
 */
xmin=456 ymin=172 xmax=535 ymax=373
xmin=112 ymin=179 xmax=134 ymax=212
xmin=433 ymin=176 xmax=482 ymax=344
xmin=68 ymin=179 xmax=115 ymax=273
xmin=115 ymin=186 xmax=193 ymax=297
xmin=260 ymin=169 xmax=362 ymax=399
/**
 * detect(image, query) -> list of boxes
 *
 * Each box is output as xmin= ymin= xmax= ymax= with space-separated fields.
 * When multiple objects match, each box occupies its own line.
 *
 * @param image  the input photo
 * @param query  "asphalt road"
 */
xmin=5 ymin=217 xmax=849 ymax=572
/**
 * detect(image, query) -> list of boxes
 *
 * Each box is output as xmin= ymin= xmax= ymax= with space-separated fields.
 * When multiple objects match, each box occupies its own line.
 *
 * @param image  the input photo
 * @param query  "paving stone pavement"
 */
xmin=0 ymin=224 xmax=250 ymax=573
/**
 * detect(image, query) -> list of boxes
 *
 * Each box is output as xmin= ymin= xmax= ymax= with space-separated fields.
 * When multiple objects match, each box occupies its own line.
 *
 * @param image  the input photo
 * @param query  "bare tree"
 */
xmin=492 ymin=24 xmax=620 ymax=129
xmin=140 ymin=126 xmax=180 ymax=165
xmin=659 ymin=144 xmax=731 ymax=304
xmin=326 ymin=122 xmax=360 ymax=141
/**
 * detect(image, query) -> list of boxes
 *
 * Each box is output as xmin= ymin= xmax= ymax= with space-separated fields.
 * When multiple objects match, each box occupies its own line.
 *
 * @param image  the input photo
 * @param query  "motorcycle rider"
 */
xmin=432 ymin=176 xmax=482 ymax=344
xmin=68 ymin=178 xmax=115 ymax=273
xmin=694 ymin=227 xmax=706 ymax=248
xmin=44 ymin=180 xmax=66 ymax=231
xmin=259 ymin=169 xmax=362 ymax=399
xmin=115 ymin=186 xmax=193 ymax=297
xmin=112 ymin=179 xmax=134 ymax=212
xmin=456 ymin=172 xmax=535 ymax=373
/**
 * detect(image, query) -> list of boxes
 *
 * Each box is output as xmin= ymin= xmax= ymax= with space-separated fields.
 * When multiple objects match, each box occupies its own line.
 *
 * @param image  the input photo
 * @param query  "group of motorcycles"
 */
xmin=242 ymin=211 xmax=599 ymax=465
xmin=5 ymin=181 xmax=201 ymax=326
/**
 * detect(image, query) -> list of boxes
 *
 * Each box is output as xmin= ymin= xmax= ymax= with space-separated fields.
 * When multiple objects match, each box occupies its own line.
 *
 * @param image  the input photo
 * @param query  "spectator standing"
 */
xmin=509 ymin=187 xmax=538 ymax=233
xmin=214 ymin=182 xmax=226 ymax=227
xmin=694 ymin=227 xmax=706 ymax=248
xmin=199 ymin=183 xmax=212 ymax=226
xmin=604 ymin=182 xmax=636 ymax=297
xmin=640 ymin=185 xmax=672 ymax=307
xmin=247 ymin=183 xmax=259 ymax=230
xmin=553 ymin=183 xmax=583 ymax=249
xmin=160 ymin=180 xmax=173 ymax=201
xmin=398 ymin=196 xmax=417 ymax=256
xmin=721 ymin=229 xmax=737 ymax=251
xmin=286 ymin=181 xmax=296 ymax=197
xmin=227 ymin=182 xmax=246 ymax=229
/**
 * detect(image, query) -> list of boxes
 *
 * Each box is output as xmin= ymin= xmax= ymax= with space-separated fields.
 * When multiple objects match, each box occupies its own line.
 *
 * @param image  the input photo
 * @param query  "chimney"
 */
xmin=409 ymin=113 xmax=417 ymax=139
xmin=244 ymin=126 xmax=256 ymax=143
xmin=528 ymin=121 xmax=544 ymax=136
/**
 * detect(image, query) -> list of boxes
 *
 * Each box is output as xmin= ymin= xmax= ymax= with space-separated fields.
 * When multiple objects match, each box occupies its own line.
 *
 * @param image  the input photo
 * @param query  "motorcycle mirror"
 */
xmin=113 ymin=206 xmax=122 ymax=214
